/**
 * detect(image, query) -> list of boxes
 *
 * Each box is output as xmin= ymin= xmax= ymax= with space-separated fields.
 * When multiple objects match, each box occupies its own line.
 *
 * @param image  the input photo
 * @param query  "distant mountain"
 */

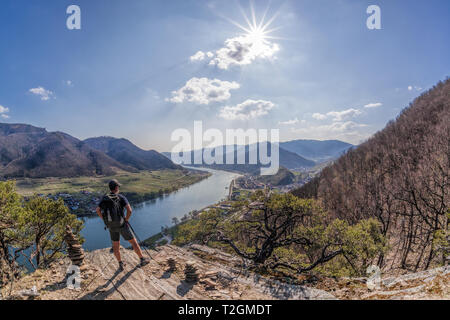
xmin=84 ymin=137 xmax=180 ymax=171
xmin=164 ymin=143 xmax=315 ymax=175
xmin=256 ymin=167 xmax=295 ymax=186
xmin=0 ymin=123 xmax=47 ymax=166
xmin=0 ymin=123 xmax=133 ymax=178
xmin=280 ymin=140 xmax=354 ymax=162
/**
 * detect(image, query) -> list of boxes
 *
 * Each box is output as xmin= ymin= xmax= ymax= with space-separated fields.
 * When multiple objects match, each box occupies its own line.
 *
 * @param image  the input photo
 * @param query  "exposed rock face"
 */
xmin=314 ymin=266 xmax=449 ymax=300
xmin=64 ymin=226 xmax=85 ymax=266
xmin=1 ymin=245 xmax=336 ymax=300
xmin=362 ymin=266 xmax=450 ymax=300
xmin=2 ymin=244 xmax=448 ymax=300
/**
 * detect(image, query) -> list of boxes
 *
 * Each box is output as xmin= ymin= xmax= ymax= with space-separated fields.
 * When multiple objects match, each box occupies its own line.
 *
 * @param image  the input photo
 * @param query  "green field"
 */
xmin=14 ymin=169 xmax=211 ymax=204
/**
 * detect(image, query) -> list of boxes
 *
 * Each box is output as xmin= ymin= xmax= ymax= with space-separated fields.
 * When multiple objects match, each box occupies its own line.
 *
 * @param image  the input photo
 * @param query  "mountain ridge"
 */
xmin=0 ymin=123 xmax=180 ymax=178
xmin=84 ymin=136 xmax=181 ymax=171
xmin=280 ymin=139 xmax=354 ymax=162
xmin=163 ymin=143 xmax=316 ymax=174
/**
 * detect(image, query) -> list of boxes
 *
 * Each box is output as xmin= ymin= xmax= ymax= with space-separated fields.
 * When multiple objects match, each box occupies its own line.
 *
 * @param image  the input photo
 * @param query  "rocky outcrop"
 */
xmin=1 ymin=245 xmax=335 ymax=300
xmin=2 ymin=244 xmax=448 ymax=300
xmin=313 ymin=266 xmax=449 ymax=300
xmin=361 ymin=266 xmax=449 ymax=300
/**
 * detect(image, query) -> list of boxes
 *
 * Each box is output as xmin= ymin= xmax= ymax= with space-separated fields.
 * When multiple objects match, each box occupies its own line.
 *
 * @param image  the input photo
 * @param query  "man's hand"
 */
xmin=96 ymin=207 xmax=103 ymax=220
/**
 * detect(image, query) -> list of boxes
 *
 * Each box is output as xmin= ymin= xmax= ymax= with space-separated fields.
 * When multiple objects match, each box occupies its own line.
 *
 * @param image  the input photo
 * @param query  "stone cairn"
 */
xmin=64 ymin=225 xmax=85 ymax=266
xmin=184 ymin=261 xmax=199 ymax=283
xmin=167 ymin=258 xmax=177 ymax=272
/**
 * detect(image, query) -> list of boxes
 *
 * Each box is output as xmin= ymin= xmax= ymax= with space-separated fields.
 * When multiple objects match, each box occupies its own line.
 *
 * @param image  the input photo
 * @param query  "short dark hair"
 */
xmin=108 ymin=179 xmax=121 ymax=191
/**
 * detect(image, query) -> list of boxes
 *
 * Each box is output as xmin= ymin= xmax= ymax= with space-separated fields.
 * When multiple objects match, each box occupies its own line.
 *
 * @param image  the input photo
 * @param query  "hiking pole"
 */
xmin=125 ymin=221 xmax=156 ymax=261
xmin=75 ymin=253 xmax=116 ymax=300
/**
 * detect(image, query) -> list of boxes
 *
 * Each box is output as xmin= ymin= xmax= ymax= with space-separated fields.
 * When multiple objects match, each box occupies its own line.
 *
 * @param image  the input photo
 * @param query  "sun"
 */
xmin=247 ymin=26 xmax=269 ymax=45
xmin=221 ymin=1 xmax=282 ymax=45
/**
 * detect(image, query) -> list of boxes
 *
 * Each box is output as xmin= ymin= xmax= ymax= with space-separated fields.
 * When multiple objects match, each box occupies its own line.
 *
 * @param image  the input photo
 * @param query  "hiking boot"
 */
xmin=118 ymin=261 xmax=125 ymax=271
xmin=140 ymin=257 xmax=150 ymax=267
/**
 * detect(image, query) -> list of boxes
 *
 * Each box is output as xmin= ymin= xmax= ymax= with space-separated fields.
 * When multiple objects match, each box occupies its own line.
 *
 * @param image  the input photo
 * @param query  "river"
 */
xmin=79 ymin=168 xmax=239 ymax=251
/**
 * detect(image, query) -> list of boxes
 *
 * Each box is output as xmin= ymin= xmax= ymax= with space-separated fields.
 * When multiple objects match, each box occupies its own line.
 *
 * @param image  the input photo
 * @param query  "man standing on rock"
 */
xmin=96 ymin=179 xmax=149 ymax=271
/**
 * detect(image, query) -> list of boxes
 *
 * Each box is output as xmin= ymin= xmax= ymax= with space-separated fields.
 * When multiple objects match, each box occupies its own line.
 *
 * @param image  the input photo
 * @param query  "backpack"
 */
xmin=101 ymin=193 xmax=125 ymax=228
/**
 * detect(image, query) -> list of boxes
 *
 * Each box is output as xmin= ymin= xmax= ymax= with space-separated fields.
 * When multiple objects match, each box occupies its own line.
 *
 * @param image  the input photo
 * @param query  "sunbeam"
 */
xmin=202 ymin=1 xmax=284 ymax=69
xmin=227 ymin=1 xmax=282 ymax=47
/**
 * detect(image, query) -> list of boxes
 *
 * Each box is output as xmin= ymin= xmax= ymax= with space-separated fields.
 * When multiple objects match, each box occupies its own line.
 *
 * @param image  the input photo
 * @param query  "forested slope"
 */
xmin=293 ymin=79 xmax=450 ymax=271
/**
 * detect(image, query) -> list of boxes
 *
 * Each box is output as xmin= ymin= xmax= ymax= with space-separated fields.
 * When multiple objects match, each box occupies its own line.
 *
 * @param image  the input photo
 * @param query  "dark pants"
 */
xmin=108 ymin=223 xmax=134 ymax=242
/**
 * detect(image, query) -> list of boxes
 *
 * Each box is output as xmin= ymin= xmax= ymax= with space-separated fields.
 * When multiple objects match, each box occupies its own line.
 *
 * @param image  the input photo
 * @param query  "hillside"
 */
xmin=280 ymin=140 xmax=353 ymax=162
xmin=84 ymin=137 xmax=180 ymax=171
xmin=0 ymin=124 xmax=133 ymax=178
xmin=0 ymin=123 xmax=47 ymax=166
xmin=0 ymin=124 xmax=183 ymax=179
xmin=164 ymin=143 xmax=315 ymax=175
xmin=256 ymin=167 xmax=295 ymax=186
xmin=292 ymin=79 xmax=450 ymax=271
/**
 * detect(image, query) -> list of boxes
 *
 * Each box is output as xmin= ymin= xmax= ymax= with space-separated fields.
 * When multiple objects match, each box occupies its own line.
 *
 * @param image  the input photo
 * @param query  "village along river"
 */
xmin=79 ymin=168 xmax=239 ymax=251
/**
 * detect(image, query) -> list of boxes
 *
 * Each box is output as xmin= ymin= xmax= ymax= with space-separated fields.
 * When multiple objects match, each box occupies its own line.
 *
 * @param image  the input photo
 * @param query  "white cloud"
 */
xmin=167 ymin=77 xmax=240 ymax=105
xmin=327 ymin=108 xmax=362 ymax=121
xmin=325 ymin=121 xmax=368 ymax=132
xmin=219 ymin=99 xmax=275 ymax=121
xmin=0 ymin=105 xmax=9 ymax=114
xmin=313 ymin=108 xmax=362 ymax=122
xmin=190 ymin=51 xmax=206 ymax=62
xmin=190 ymin=51 xmax=215 ymax=62
xmin=291 ymin=121 xmax=370 ymax=144
xmin=29 ymin=87 xmax=54 ymax=101
xmin=312 ymin=113 xmax=327 ymax=120
xmin=408 ymin=85 xmax=423 ymax=92
xmin=293 ymin=121 xmax=368 ymax=134
xmin=192 ymin=34 xmax=280 ymax=70
xmin=65 ymin=80 xmax=74 ymax=87
xmin=0 ymin=105 xmax=10 ymax=119
xmin=279 ymin=118 xmax=301 ymax=126
xmin=364 ymin=102 xmax=382 ymax=109
xmin=294 ymin=121 xmax=366 ymax=133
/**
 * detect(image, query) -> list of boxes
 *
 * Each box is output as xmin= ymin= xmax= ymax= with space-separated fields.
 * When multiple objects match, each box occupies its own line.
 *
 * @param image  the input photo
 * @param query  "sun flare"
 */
xmin=203 ymin=1 xmax=282 ymax=69
xmin=247 ymin=27 xmax=269 ymax=45
xmin=223 ymin=1 xmax=282 ymax=46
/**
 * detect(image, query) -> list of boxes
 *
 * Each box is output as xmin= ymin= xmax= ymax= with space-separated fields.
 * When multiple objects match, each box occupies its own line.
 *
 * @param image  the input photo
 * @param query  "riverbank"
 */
xmin=14 ymin=169 xmax=211 ymax=216
xmin=79 ymin=168 xmax=239 ymax=251
xmin=140 ymin=171 xmax=243 ymax=249
xmin=141 ymin=194 xmax=237 ymax=248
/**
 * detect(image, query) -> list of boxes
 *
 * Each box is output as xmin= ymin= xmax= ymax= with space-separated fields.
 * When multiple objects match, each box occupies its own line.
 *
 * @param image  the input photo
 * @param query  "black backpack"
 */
xmin=101 ymin=193 xmax=125 ymax=228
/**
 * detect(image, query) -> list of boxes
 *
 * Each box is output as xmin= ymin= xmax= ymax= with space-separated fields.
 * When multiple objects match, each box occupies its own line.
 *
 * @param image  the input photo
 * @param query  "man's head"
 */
xmin=109 ymin=179 xmax=121 ymax=193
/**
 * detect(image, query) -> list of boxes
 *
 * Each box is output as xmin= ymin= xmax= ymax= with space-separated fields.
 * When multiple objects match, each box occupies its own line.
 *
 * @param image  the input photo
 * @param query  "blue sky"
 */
xmin=0 ymin=0 xmax=449 ymax=151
